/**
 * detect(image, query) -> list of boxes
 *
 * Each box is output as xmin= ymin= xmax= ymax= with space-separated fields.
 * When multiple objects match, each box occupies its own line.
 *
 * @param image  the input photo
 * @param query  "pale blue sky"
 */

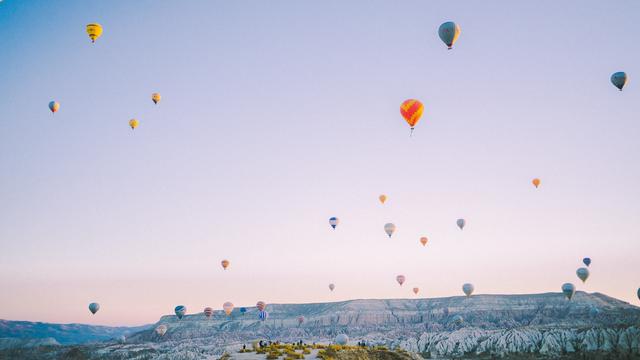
xmin=1 ymin=1 xmax=639 ymax=326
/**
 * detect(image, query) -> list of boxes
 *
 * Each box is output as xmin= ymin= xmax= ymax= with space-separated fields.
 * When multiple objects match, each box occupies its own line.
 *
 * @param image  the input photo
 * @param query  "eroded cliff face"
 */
xmin=120 ymin=292 xmax=640 ymax=358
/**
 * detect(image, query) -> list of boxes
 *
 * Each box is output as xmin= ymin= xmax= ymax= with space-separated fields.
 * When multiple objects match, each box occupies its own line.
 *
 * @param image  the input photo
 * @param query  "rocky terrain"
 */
xmin=1 ymin=292 xmax=639 ymax=359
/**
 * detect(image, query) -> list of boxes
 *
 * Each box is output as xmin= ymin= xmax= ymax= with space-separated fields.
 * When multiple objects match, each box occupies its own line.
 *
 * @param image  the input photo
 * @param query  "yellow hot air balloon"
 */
xmin=129 ymin=119 xmax=138 ymax=130
xmin=152 ymin=93 xmax=161 ymax=105
xmin=532 ymin=178 xmax=541 ymax=188
xmin=379 ymin=194 xmax=387 ymax=204
xmin=420 ymin=237 xmax=428 ymax=246
xmin=86 ymin=23 xmax=103 ymax=43
xmin=221 ymin=259 xmax=230 ymax=270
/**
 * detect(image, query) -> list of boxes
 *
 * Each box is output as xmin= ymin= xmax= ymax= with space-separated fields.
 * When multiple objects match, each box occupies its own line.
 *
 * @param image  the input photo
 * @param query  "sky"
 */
xmin=0 ymin=0 xmax=639 ymax=326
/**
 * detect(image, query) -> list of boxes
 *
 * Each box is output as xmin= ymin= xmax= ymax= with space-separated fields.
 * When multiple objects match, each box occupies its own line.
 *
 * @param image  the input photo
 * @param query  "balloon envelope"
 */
xmin=532 ymin=178 xmax=540 ymax=188
xmin=452 ymin=315 xmax=464 ymax=324
xmin=462 ymin=283 xmax=474 ymax=297
xmin=329 ymin=283 xmax=335 ymax=291
xmin=240 ymin=307 xmax=247 ymax=314
xmin=223 ymin=302 xmax=234 ymax=315
xmin=256 ymin=301 xmax=266 ymax=311
xmin=611 ymin=72 xmax=628 ymax=90
xmin=562 ymin=283 xmax=575 ymax=300
xmin=438 ymin=21 xmax=461 ymax=49
xmin=86 ymin=23 xmax=103 ymax=43
xmin=152 ymin=93 xmax=161 ymax=104
xmin=457 ymin=219 xmax=466 ymax=230
xmin=420 ymin=237 xmax=428 ymax=246
xmin=174 ymin=305 xmax=186 ymax=319
xmin=88 ymin=303 xmax=100 ymax=315
xmin=400 ymin=99 xmax=424 ymax=131
xmin=298 ymin=316 xmax=305 ymax=325
xmin=413 ymin=287 xmax=419 ymax=295
xmin=155 ymin=325 xmax=167 ymax=336
xmin=583 ymin=257 xmax=591 ymax=267
xmin=129 ymin=119 xmax=138 ymax=130
xmin=384 ymin=223 xmax=396 ymax=238
xmin=329 ymin=217 xmax=339 ymax=229
xmin=335 ymin=334 xmax=349 ymax=345
xmin=204 ymin=307 xmax=213 ymax=318
xmin=637 ymin=288 xmax=639 ymax=301
xmin=49 ymin=101 xmax=59 ymax=113
xmin=379 ymin=194 xmax=387 ymax=204
xmin=576 ymin=267 xmax=590 ymax=283
xmin=221 ymin=259 xmax=230 ymax=270
xmin=396 ymin=275 xmax=406 ymax=286
xmin=258 ymin=310 xmax=269 ymax=321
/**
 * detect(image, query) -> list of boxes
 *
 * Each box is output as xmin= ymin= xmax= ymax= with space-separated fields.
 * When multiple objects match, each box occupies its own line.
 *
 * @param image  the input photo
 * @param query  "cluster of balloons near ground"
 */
xmin=74 ymin=20 xmax=635 ymax=332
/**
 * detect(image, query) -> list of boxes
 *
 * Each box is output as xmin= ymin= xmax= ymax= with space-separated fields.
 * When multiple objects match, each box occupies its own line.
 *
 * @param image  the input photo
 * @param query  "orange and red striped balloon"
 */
xmin=400 ymin=99 xmax=424 ymax=133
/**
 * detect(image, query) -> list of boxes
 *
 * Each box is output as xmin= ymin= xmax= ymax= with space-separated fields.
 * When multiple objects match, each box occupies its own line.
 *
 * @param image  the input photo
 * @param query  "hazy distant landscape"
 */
xmin=2 ymin=292 xmax=639 ymax=359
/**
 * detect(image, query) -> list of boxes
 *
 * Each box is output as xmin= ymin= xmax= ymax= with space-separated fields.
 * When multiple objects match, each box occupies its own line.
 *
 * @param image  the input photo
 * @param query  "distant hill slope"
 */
xmin=0 ymin=320 xmax=150 ymax=346
xmin=1 ymin=292 xmax=639 ymax=359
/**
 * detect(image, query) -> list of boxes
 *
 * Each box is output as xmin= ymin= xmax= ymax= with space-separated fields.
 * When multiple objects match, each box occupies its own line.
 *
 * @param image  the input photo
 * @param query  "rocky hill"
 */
xmin=2 ymin=292 xmax=639 ymax=359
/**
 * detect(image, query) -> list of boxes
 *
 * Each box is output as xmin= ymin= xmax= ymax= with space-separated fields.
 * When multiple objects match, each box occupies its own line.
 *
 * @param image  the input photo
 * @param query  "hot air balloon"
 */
xmin=298 ymin=316 xmax=305 ymax=325
xmin=88 ymin=302 xmax=100 ymax=315
xmin=384 ymin=223 xmax=396 ymax=238
xmin=583 ymin=258 xmax=591 ymax=267
xmin=576 ymin=267 xmax=590 ymax=283
xmin=329 ymin=283 xmax=335 ymax=291
xmin=256 ymin=301 xmax=266 ymax=311
xmin=611 ymin=72 xmax=628 ymax=91
xmin=589 ymin=306 xmax=600 ymax=317
xmin=396 ymin=275 xmax=406 ymax=286
xmin=379 ymin=195 xmax=387 ymax=204
xmin=335 ymin=334 xmax=349 ymax=345
xmin=86 ymin=23 xmax=103 ymax=43
xmin=532 ymin=178 xmax=541 ymax=188
xmin=152 ymin=93 xmax=161 ymax=104
xmin=400 ymin=99 xmax=424 ymax=135
xmin=118 ymin=335 xmax=126 ymax=344
xmin=258 ymin=310 xmax=269 ymax=321
xmin=562 ymin=283 xmax=575 ymax=300
xmin=329 ymin=217 xmax=339 ymax=229
xmin=413 ymin=287 xmax=419 ymax=295
xmin=204 ymin=307 xmax=213 ymax=318
xmin=637 ymin=288 xmax=639 ymax=301
xmin=221 ymin=259 xmax=230 ymax=270
xmin=462 ymin=283 xmax=474 ymax=297
xmin=240 ymin=307 xmax=247 ymax=315
xmin=420 ymin=237 xmax=428 ymax=246
xmin=49 ymin=101 xmax=59 ymax=114
xmin=456 ymin=219 xmax=466 ymax=230
xmin=452 ymin=315 xmax=464 ymax=324
xmin=129 ymin=119 xmax=138 ymax=130
xmin=175 ymin=305 xmax=186 ymax=319
xmin=438 ymin=21 xmax=461 ymax=50
xmin=223 ymin=302 xmax=234 ymax=316
xmin=155 ymin=325 xmax=167 ymax=336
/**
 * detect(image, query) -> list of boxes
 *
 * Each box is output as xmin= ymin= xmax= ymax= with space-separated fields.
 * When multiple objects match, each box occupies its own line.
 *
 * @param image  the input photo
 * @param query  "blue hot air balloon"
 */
xmin=583 ymin=257 xmax=591 ymax=267
xmin=240 ymin=307 xmax=247 ymax=315
xmin=457 ymin=218 xmax=466 ymax=230
xmin=175 ymin=305 xmax=186 ymax=319
xmin=258 ymin=310 xmax=269 ymax=321
xmin=611 ymin=72 xmax=628 ymax=91
xmin=329 ymin=217 xmax=339 ymax=229
xmin=88 ymin=302 xmax=100 ymax=315
xmin=562 ymin=283 xmax=575 ymax=300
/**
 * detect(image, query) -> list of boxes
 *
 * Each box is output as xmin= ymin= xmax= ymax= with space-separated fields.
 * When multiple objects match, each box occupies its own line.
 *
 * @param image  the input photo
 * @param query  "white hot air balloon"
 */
xmin=384 ymin=223 xmax=396 ymax=238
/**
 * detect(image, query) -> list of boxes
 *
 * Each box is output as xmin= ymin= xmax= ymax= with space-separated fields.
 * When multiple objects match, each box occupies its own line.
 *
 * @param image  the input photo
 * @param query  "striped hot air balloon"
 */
xmin=204 ymin=307 xmax=213 ymax=318
xmin=258 ymin=310 xmax=269 ymax=321
xmin=400 ymin=99 xmax=424 ymax=135
xmin=174 ymin=305 xmax=186 ymax=319
xmin=256 ymin=301 xmax=266 ymax=311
